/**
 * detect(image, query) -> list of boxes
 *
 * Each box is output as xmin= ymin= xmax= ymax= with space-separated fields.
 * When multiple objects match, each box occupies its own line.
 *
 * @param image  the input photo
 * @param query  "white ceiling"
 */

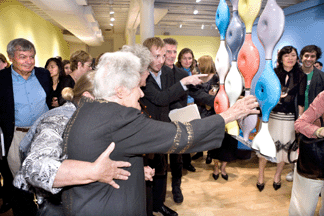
xmin=17 ymin=0 xmax=307 ymax=43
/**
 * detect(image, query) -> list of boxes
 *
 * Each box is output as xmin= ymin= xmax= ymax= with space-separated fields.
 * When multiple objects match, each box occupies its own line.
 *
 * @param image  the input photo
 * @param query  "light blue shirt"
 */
xmin=11 ymin=67 xmax=49 ymax=127
xmin=182 ymin=67 xmax=194 ymax=104
xmin=150 ymin=70 xmax=162 ymax=89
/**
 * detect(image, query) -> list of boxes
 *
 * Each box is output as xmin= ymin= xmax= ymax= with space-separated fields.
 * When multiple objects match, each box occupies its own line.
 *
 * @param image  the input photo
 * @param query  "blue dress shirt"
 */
xmin=11 ymin=67 xmax=49 ymax=127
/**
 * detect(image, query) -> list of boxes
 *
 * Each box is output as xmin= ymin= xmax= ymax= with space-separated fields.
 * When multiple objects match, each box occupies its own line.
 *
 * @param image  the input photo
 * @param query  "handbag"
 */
xmin=297 ymin=134 xmax=324 ymax=179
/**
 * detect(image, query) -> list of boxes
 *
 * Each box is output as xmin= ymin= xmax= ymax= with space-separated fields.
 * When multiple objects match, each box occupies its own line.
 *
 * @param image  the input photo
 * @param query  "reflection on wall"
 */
xmin=0 ymin=0 xmax=69 ymax=67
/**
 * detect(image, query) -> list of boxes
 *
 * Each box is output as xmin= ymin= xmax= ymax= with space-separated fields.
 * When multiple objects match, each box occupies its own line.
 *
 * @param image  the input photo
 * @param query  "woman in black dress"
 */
xmin=45 ymin=57 xmax=64 ymax=108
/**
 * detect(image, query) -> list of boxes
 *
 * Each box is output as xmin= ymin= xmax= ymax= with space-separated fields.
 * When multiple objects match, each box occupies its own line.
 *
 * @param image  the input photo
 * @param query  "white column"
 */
xmin=127 ymin=28 xmax=136 ymax=46
xmin=139 ymin=0 xmax=155 ymax=43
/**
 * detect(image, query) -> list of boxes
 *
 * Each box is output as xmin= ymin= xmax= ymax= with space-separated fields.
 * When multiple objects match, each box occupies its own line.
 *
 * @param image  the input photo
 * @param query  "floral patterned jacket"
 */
xmin=13 ymin=102 xmax=76 ymax=198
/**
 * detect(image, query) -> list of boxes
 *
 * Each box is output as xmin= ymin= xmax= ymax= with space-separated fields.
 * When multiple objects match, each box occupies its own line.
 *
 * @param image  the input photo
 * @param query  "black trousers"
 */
xmin=182 ymin=153 xmax=192 ymax=166
xmin=169 ymin=154 xmax=182 ymax=180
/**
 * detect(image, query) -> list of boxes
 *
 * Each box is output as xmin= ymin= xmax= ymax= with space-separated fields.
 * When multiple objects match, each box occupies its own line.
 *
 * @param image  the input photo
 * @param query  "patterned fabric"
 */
xmin=13 ymin=102 xmax=76 ymax=197
xmin=268 ymin=112 xmax=297 ymax=163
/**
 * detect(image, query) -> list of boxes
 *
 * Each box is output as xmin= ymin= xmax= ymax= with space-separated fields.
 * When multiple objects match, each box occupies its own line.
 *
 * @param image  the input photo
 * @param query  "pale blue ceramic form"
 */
xmin=216 ymin=0 xmax=230 ymax=40
xmin=255 ymin=60 xmax=281 ymax=122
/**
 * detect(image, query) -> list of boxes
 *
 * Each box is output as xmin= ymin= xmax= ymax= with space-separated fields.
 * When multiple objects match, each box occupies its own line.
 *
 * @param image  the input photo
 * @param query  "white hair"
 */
xmin=120 ymin=44 xmax=153 ymax=74
xmin=94 ymin=51 xmax=141 ymax=99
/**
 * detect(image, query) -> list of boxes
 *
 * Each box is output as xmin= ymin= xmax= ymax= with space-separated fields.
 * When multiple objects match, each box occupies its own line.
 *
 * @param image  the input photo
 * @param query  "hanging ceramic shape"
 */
xmin=223 ymin=1 xmax=245 ymax=136
xmin=225 ymin=10 xmax=245 ymax=107
xmin=238 ymin=0 xmax=262 ymax=34
xmin=236 ymin=0 xmax=262 ymax=141
xmin=214 ymin=0 xmax=232 ymax=133
xmin=252 ymin=0 xmax=285 ymax=158
xmin=238 ymin=89 xmax=259 ymax=140
xmin=230 ymin=0 xmax=239 ymax=11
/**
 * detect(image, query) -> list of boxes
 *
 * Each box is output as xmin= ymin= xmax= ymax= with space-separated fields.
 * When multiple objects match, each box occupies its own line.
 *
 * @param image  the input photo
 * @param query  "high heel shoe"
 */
xmin=273 ymin=181 xmax=281 ymax=190
xmin=221 ymin=173 xmax=228 ymax=181
xmin=212 ymin=173 xmax=219 ymax=180
xmin=256 ymin=182 xmax=265 ymax=192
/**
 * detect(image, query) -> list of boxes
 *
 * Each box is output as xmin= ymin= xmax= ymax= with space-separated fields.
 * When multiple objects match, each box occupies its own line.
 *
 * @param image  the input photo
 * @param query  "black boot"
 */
xmin=172 ymin=178 xmax=183 ymax=203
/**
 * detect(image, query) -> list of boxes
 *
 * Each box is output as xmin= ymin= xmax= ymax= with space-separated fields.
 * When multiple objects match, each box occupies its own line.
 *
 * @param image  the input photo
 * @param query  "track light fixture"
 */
xmin=110 ymin=6 xmax=114 ymax=14
xmin=110 ymin=14 xmax=115 ymax=22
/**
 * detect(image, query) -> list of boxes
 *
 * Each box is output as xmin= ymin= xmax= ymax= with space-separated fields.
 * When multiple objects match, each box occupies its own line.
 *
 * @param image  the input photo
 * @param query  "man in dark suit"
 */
xmin=0 ymin=38 xmax=52 ymax=215
xmin=163 ymin=37 xmax=215 ymax=204
xmin=142 ymin=37 xmax=206 ymax=216
xmin=141 ymin=37 xmax=214 ymax=216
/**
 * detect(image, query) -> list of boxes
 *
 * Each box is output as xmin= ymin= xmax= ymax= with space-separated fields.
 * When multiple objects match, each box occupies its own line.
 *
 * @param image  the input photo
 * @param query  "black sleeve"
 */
xmin=57 ymin=76 xmax=75 ymax=106
xmin=141 ymin=76 xmax=187 ymax=107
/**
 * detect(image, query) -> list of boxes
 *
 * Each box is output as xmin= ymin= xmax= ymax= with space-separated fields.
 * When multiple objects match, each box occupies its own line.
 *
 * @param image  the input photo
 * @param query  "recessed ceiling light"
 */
xmin=193 ymin=9 xmax=198 ymax=14
xmin=196 ymin=0 xmax=201 ymax=2
xmin=179 ymin=24 xmax=183 ymax=28
xmin=201 ymin=24 xmax=205 ymax=29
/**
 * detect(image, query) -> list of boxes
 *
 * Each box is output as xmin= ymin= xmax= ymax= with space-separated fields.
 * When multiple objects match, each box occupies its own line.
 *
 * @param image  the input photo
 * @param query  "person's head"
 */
xmin=62 ymin=70 xmax=96 ymax=105
xmin=62 ymin=60 xmax=72 ymax=76
xmin=94 ymin=51 xmax=143 ymax=110
xmin=277 ymin=46 xmax=299 ymax=70
xmin=197 ymin=55 xmax=216 ymax=75
xmin=70 ymin=50 xmax=92 ymax=74
xmin=314 ymin=61 xmax=323 ymax=70
xmin=163 ymin=38 xmax=178 ymax=68
xmin=0 ymin=53 xmax=10 ymax=70
xmin=120 ymin=44 xmax=153 ymax=87
xmin=94 ymin=53 xmax=105 ymax=69
xmin=300 ymin=45 xmax=322 ymax=70
xmin=7 ymin=38 xmax=36 ymax=75
xmin=45 ymin=57 xmax=64 ymax=78
xmin=143 ymin=37 xmax=166 ymax=73
xmin=176 ymin=48 xmax=195 ymax=71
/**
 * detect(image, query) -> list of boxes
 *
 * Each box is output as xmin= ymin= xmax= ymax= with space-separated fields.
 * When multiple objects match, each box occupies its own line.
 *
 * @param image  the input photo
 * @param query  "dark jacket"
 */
xmin=62 ymin=98 xmax=225 ymax=216
xmin=308 ymin=67 xmax=324 ymax=105
xmin=0 ymin=66 xmax=52 ymax=153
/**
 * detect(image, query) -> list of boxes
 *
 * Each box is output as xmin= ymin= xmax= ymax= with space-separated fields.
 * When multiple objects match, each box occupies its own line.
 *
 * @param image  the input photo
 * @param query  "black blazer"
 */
xmin=0 ymin=66 xmax=52 ymax=153
xmin=308 ymin=67 xmax=324 ymax=105
xmin=141 ymin=65 xmax=187 ymax=122
xmin=170 ymin=65 xmax=215 ymax=110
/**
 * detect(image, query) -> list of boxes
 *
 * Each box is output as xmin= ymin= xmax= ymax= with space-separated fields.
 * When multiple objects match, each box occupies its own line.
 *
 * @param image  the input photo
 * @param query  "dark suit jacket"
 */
xmin=170 ymin=65 xmax=215 ymax=110
xmin=0 ymin=66 xmax=52 ymax=153
xmin=141 ymin=65 xmax=187 ymax=122
xmin=308 ymin=67 xmax=324 ymax=105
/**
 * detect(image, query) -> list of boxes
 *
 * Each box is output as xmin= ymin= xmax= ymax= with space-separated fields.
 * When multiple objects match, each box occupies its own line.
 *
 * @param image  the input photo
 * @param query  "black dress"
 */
xmin=196 ymin=75 xmax=238 ymax=162
xmin=56 ymin=75 xmax=75 ymax=106
xmin=62 ymin=97 xmax=226 ymax=216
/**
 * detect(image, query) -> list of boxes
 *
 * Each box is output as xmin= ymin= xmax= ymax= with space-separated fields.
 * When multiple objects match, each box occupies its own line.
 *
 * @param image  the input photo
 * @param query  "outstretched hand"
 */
xmin=219 ymin=95 xmax=260 ymax=124
xmin=180 ymin=74 xmax=208 ymax=86
xmin=93 ymin=142 xmax=131 ymax=189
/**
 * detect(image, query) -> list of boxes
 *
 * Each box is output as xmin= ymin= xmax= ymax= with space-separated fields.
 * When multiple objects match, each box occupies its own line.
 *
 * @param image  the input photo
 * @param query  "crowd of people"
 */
xmin=0 ymin=37 xmax=323 ymax=216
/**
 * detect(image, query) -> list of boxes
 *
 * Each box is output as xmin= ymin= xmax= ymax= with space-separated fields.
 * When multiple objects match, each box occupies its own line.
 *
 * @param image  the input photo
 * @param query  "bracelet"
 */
xmin=315 ymin=127 xmax=324 ymax=138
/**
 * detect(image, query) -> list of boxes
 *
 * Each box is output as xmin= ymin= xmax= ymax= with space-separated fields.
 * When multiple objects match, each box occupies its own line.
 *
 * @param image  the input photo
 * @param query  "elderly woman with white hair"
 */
xmin=61 ymin=51 xmax=259 ymax=216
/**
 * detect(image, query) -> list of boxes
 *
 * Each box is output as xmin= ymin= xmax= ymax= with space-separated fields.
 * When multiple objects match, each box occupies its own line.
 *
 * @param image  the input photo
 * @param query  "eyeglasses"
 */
xmin=84 ymin=62 xmax=92 ymax=68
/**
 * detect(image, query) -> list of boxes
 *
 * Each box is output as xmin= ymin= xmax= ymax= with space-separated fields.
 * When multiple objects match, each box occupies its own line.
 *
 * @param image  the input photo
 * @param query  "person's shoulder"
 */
xmin=0 ymin=67 xmax=12 ymax=78
xmin=161 ymin=65 xmax=173 ymax=74
xmin=314 ymin=67 xmax=324 ymax=76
